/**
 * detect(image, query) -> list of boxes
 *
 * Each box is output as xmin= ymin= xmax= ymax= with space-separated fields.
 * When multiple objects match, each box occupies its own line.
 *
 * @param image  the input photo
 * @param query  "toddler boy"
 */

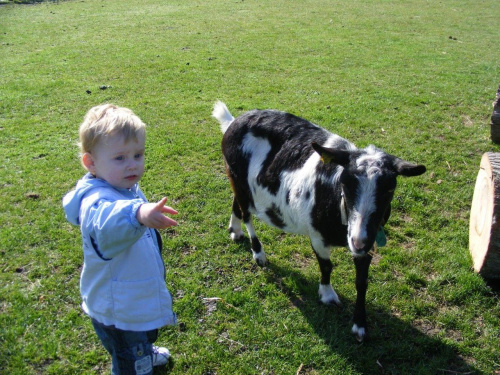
xmin=63 ymin=104 xmax=178 ymax=374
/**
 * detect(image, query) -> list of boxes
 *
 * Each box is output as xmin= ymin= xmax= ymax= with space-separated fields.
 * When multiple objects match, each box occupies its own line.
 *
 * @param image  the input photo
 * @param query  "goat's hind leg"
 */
xmin=242 ymin=212 xmax=267 ymax=267
xmin=228 ymin=198 xmax=245 ymax=241
xmin=229 ymin=196 xmax=267 ymax=267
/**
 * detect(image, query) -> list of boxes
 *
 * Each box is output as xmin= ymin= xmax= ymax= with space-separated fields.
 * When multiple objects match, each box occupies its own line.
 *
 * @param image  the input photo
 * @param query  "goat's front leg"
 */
xmin=243 ymin=213 xmax=267 ymax=267
xmin=352 ymin=253 xmax=372 ymax=342
xmin=312 ymin=240 xmax=340 ymax=306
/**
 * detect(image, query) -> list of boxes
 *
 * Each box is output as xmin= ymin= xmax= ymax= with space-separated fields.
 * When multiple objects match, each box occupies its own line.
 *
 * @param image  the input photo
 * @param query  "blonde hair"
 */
xmin=79 ymin=104 xmax=146 ymax=154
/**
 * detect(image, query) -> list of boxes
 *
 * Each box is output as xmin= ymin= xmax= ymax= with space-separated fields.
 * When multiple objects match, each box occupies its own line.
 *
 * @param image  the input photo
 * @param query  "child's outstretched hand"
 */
xmin=137 ymin=197 xmax=178 ymax=229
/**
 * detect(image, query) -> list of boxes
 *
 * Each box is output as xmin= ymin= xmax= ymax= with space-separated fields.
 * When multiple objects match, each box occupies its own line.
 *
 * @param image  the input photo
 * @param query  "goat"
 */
xmin=212 ymin=101 xmax=426 ymax=341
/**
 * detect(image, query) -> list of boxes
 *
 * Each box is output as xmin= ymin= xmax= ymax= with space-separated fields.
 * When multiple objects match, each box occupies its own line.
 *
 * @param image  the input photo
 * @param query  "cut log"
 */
xmin=469 ymin=152 xmax=500 ymax=278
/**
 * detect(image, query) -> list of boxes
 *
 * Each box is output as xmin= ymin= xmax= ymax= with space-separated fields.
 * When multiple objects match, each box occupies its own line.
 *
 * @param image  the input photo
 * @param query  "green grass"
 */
xmin=1 ymin=0 xmax=499 ymax=374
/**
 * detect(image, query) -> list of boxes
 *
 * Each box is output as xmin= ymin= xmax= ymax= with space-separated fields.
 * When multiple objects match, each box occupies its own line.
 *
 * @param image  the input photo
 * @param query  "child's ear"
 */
xmin=82 ymin=152 xmax=96 ymax=174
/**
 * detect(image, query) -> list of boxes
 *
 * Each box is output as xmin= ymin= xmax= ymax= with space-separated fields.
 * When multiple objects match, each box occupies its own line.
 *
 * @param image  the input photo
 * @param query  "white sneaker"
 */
xmin=152 ymin=345 xmax=170 ymax=367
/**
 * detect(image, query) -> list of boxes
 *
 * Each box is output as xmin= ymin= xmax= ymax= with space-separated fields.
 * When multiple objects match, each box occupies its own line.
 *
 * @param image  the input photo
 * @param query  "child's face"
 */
xmin=84 ymin=133 xmax=146 ymax=189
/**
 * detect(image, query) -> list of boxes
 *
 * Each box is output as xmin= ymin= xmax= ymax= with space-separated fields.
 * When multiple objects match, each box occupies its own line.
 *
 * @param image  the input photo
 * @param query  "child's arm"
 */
xmin=83 ymin=196 xmax=178 ymax=259
xmin=84 ymin=198 xmax=147 ymax=258
xmin=136 ymin=197 xmax=178 ymax=229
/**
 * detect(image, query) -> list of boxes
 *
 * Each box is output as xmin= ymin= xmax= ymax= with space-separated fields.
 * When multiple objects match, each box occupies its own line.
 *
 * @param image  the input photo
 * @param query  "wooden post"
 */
xmin=469 ymin=152 xmax=500 ymax=278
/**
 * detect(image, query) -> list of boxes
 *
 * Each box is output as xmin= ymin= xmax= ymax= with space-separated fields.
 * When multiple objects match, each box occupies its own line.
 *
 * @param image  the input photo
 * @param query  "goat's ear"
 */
xmin=311 ymin=142 xmax=351 ymax=166
xmin=394 ymin=158 xmax=426 ymax=177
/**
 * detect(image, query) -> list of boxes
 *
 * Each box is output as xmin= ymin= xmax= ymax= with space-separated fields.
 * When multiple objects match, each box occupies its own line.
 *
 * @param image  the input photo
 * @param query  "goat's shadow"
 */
xmin=237 ymin=241 xmax=481 ymax=375
xmin=484 ymin=278 xmax=500 ymax=294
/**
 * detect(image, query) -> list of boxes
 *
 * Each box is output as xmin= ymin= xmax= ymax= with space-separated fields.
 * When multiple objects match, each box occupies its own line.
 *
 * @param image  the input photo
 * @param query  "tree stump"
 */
xmin=469 ymin=152 xmax=500 ymax=278
xmin=490 ymin=85 xmax=500 ymax=143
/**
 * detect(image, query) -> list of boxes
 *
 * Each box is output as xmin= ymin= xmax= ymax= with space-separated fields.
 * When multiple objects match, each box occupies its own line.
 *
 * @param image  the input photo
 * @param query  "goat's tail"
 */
xmin=212 ymin=101 xmax=234 ymax=134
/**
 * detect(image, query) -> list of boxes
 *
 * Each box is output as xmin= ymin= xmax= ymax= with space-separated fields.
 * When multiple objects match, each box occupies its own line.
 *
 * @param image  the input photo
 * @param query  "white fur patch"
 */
xmin=348 ymin=175 xmax=377 ymax=251
xmin=324 ymin=134 xmax=349 ymax=148
xmin=348 ymin=148 xmax=385 ymax=252
xmin=253 ymin=250 xmax=267 ymax=266
xmin=229 ymin=213 xmax=245 ymax=241
xmin=278 ymin=152 xmax=321 ymax=234
xmin=241 ymin=133 xmax=321 ymax=235
xmin=243 ymin=217 xmax=258 ymax=239
xmin=352 ymin=324 xmax=366 ymax=341
xmin=319 ymin=284 xmax=340 ymax=305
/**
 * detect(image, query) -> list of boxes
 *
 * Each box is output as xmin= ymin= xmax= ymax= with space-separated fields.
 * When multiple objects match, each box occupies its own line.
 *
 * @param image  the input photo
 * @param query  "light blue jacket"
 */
xmin=63 ymin=173 xmax=176 ymax=331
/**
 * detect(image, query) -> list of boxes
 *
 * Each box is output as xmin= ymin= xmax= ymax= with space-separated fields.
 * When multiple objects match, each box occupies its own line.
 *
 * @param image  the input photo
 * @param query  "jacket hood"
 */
xmin=63 ymin=174 xmax=113 ymax=225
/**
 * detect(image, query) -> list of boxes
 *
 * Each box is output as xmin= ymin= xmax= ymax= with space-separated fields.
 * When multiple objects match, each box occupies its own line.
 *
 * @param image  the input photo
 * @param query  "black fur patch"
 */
xmin=311 ymin=174 xmax=347 ymax=247
xmin=265 ymin=203 xmax=285 ymax=229
xmin=251 ymin=236 xmax=262 ymax=253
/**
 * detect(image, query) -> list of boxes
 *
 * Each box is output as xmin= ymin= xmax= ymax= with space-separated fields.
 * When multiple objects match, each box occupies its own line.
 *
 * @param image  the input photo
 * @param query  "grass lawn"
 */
xmin=1 ymin=0 xmax=499 ymax=374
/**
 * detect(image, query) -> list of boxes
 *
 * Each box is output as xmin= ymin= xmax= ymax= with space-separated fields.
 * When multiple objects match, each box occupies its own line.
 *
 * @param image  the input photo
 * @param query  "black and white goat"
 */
xmin=212 ymin=101 xmax=426 ymax=341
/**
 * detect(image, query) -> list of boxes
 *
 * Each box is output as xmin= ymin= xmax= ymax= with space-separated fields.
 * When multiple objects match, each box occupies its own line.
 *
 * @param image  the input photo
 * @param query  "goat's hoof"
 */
xmin=253 ymin=253 xmax=267 ymax=267
xmin=321 ymin=297 xmax=341 ymax=307
xmin=352 ymin=324 xmax=367 ymax=342
xmin=254 ymin=258 xmax=268 ymax=267
xmin=229 ymin=229 xmax=245 ymax=242
xmin=231 ymin=233 xmax=245 ymax=242
xmin=318 ymin=284 xmax=341 ymax=306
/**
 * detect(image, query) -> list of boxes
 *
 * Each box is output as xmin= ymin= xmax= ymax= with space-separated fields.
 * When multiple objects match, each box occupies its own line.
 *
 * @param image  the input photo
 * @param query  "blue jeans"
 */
xmin=91 ymin=318 xmax=159 ymax=375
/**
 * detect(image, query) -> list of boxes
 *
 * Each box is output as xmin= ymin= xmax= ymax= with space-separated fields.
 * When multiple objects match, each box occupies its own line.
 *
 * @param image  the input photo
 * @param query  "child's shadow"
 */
xmin=154 ymin=361 xmax=174 ymax=374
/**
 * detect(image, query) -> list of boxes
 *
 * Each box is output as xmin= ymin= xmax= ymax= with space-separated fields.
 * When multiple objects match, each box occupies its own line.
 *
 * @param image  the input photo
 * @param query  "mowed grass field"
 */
xmin=1 ymin=0 xmax=499 ymax=374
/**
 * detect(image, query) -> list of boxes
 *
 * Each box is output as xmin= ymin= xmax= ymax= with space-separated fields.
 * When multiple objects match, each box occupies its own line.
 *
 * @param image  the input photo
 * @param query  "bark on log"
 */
xmin=469 ymin=152 xmax=500 ymax=278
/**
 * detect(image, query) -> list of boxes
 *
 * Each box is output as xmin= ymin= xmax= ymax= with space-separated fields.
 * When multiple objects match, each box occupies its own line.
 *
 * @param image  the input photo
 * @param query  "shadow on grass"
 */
xmin=484 ymin=277 xmax=500 ymax=294
xmin=154 ymin=236 xmax=480 ymax=375
xmin=262 ymin=261 xmax=479 ymax=375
